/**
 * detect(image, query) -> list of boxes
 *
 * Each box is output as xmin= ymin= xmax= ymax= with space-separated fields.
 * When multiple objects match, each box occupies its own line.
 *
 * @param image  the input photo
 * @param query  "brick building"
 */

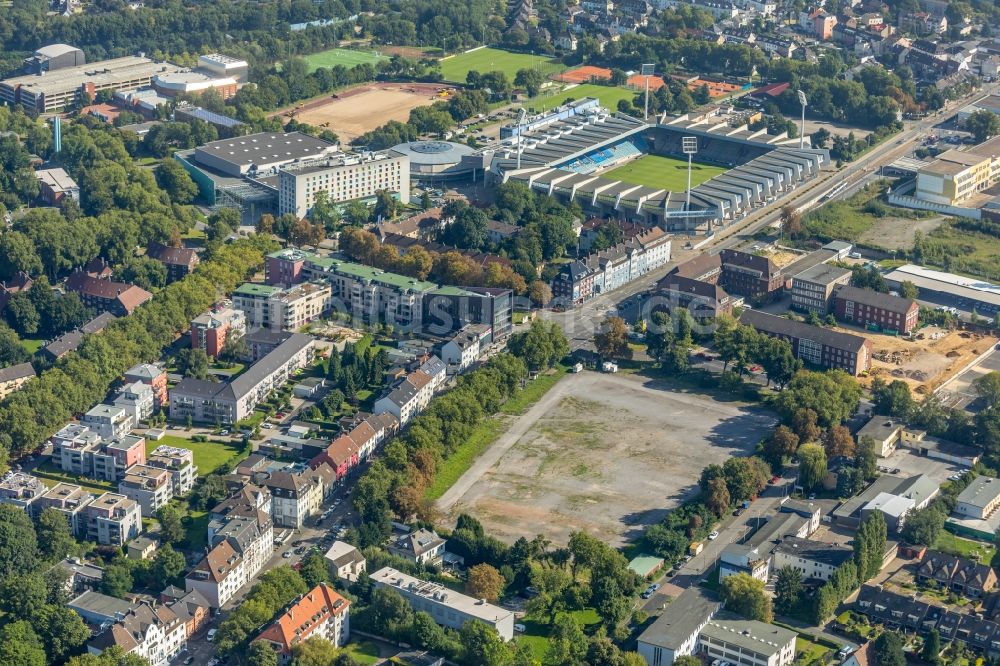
xmin=740 ymin=309 xmax=872 ymax=375
xmin=832 ymin=285 xmax=919 ymax=334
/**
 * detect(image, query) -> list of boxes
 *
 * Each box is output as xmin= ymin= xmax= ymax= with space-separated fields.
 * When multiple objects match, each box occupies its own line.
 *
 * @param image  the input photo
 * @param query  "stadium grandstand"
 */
xmin=490 ymin=107 xmax=830 ymax=233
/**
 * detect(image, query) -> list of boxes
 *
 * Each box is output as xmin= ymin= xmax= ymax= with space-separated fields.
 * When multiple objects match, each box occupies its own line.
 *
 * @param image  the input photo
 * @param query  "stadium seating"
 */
xmin=559 ymin=137 xmax=648 ymax=174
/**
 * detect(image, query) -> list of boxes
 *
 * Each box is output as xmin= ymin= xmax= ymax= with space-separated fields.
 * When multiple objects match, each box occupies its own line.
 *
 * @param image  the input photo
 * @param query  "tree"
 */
xmin=35 ymin=507 xmax=76 ymax=562
xmin=155 ymin=158 xmax=199 ymax=203
xmin=856 ymin=436 xmax=879 ymax=481
xmin=177 ymin=347 xmax=212 ymax=380
xmin=100 ymin=563 xmax=133 ymax=598
xmin=594 ymin=316 xmax=631 ymax=360
xmin=823 ymin=424 xmax=855 ymax=457
xmin=900 ymin=280 xmax=919 ymax=300
xmin=514 ymin=68 xmax=546 ymax=97
xmin=871 ymin=378 xmax=915 ymax=418
xmin=792 ymin=408 xmax=821 ymax=442
xmin=976 ymin=372 xmax=1000 ymax=410
xmin=0 ymin=504 xmax=38 ymax=579
xmin=764 ymin=425 xmax=799 ymax=463
xmin=966 ymin=109 xmax=1000 ymax=143
xmin=461 ymin=620 xmax=511 ymax=666
xmin=291 ymin=637 xmax=340 ymax=666
xmin=528 ymin=281 xmax=552 ymax=307
xmin=775 ymin=371 xmax=862 ymax=427
xmin=298 ymin=551 xmax=330 ymax=588
xmin=722 ymin=457 xmax=770 ymax=502
xmin=673 ymin=657 xmax=702 ymax=666
xmin=780 ymin=205 xmax=804 ymax=239
xmin=507 ymin=320 xmax=568 ymax=371
xmin=923 ymin=628 xmax=941 ymax=664
xmin=153 ymin=544 xmax=186 ymax=585
xmin=874 ymin=631 xmax=906 ymax=666
xmin=720 ymin=572 xmax=773 ymax=622
xmin=0 ymin=620 xmax=46 ymax=666
xmin=774 ymin=566 xmax=803 ymax=615
xmin=466 ymin=563 xmax=505 ymax=602
xmin=36 ymin=603 xmax=91 ymax=663
xmin=705 ymin=476 xmax=731 ymax=516
xmin=248 ymin=640 xmax=280 ymax=666
xmin=855 ymin=511 xmax=887 ymax=581
xmin=901 ymin=504 xmax=946 ymax=546
xmin=156 ymin=504 xmax=185 ymax=544
xmin=544 ymin=614 xmax=587 ymax=666
xmin=797 ymin=443 xmax=828 ymax=490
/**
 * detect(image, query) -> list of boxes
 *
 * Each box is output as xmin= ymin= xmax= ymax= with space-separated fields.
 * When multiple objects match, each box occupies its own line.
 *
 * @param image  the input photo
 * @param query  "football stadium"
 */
xmin=490 ymin=100 xmax=831 ymax=233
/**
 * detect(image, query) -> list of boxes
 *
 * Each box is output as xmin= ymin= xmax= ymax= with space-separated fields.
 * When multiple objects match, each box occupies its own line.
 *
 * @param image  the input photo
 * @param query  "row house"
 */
xmin=265 ymin=468 xmax=325 ymax=529
xmin=373 ymin=364 xmax=437 ymax=427
xmin=254 ymin=584 xmax=351 ymax=663
xmin=185 ymin=540 xmax=248 ymax=609
xmin=855 ymin=583 xmax=944 ymax=632
xmin=917 ymin=551 xmax=997 ymax=599
xmin=0 ymin=362 xmax=35 ymax=400
xmin=87 ymin=601 xmax=187 ymax=666
xmin=309 ymin=412 xmax=399 ymax=482
xmin=552 ymin=227 xmax=671 ymax=305
xmin=160 ymin=588 xmax=212 ymax=640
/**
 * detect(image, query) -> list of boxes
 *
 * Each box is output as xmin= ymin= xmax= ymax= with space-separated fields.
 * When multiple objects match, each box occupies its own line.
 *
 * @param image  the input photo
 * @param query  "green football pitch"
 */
xmin=602 ymin=154 xmax=726 ymax=191
xmin=439 ymin=47 xmax=565 ymax=83
xmin=303 ymin=48 xmax=387 ymax=73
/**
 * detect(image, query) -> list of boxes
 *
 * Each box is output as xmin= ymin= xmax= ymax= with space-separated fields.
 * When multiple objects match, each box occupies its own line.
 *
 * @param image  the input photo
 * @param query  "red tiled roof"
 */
xmin=255 ymin=584 xmax=350 ymax=654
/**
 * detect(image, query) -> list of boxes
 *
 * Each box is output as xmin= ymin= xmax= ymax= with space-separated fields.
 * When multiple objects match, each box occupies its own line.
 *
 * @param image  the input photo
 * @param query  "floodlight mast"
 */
xmin=641 ymin=63 xmax=655 ymax=120
xmin=797 ymin=89 xmax=807 ymax=149
xmin=516 ymin=107 xmax=527 ymax=170
xmin=682 ymin=136 xmax=698 ymax=213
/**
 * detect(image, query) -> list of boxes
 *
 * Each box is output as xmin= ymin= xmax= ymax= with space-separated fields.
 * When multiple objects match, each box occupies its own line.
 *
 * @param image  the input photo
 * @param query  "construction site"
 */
xmin=861 ymin=325 xmax=997 ymax=395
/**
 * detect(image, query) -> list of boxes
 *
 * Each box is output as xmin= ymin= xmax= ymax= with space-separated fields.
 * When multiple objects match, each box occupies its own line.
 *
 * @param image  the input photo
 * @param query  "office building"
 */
xmin=277 ymin=151 xmax=410 ymax=218
xmin=791 ymin=263 xmax=852 ymax=313
xmin=698 ymin=619 xmax=796 ymax=666
xmin=955 ymin=476 xmax=1000 ymax=520
xmin=656 ymin=273 xmax=741 ymax=318
xmin=637 ymin=587 xmax=722 ymax=666
xmin=740 ymin=309 xmax=872 ymax=375
xmin=0 ymin=56 xmax=182 ymax=113
xmin=36 ymin=167 xmax=80 ymax=205
xmin=370 ymin=567 xmax=515 ymax=640
xmin=833 ymin=285 xmax=920 ymax=334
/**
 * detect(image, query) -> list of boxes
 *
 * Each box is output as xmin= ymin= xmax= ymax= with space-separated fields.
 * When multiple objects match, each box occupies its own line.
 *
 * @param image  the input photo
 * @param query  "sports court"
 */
xmin=602 ymin=154 xmax=727 ymax=191
xmin=303 ymin=47 xmax=386 ymax=73
xmin=439 ymin=47 xmax=565 ymax=83
xmin=555 ymin=65 xmax=612 ymax=83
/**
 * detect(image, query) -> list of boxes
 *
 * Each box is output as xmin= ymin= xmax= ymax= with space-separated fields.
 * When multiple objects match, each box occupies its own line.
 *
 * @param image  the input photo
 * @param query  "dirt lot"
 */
xmin=280 ymin=82 xmax=456 ymax=141
xmin=858 ymin=215 xmax=947 ymax=251
xmin=439 ymin=371 xmax=777 ymax=547
xmin=858 ymin=325 xmax=998 ymax=395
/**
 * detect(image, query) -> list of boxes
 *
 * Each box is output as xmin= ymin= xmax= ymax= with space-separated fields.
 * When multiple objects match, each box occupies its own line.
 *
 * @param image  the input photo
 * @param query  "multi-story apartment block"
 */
xmin=255 ymin=584 xmax=351 ymax=661
xmin=0 ymin=471 xmax=46 ymax=509
xmin=232 ymin=281 xmax=330 ymax=332
xmin=65 ymin=271 xmax=153 ymax=317
xmin=656 ymin=273 xmax=741 ymax=318
xmin=265 ymin=248 xmax=311 ymax=287
xmin=185 ymin=540 xmax=246 ymax=608
xmin=114 ymin=382 xmax=155 ymax=424
xmin=265 ymin=469 xmax=324 ymax=529
xmin=277 ymin=151 xmax=410 ymax=219
xmin=87 ymin=600 xmax=187 ymax=666
xmin=118 ymin=464 xmax=174 ymax=514
xmin=146 ymin=243 xmax=200 ymax=282
xmin=82 ymin=404 xmax=135 ymax=440
xmin=147 ymin=446 xmax=198 ymax=496
xmin=231 ymin=282 xmax=283 ymax=329
xmin=373 ymin=367 xmax=436 ymax=427
xmin=322 ymin=262 xmax=436 ymax=330
xmin=740 ymin=310 xmax=872 ymax=375
xmin=33 ymin=483 xmax=93 ymax=534
xmin=791 ymin=264 xmax=853 ymax=314
xmin=124 ymin=363 xmax=169 ymax=408
xmin=0 ymin=362 xmax=36 ymax=399
xmin=370 ymin=567 xmax=514 ymax=640
xmin=51 ymin=425 xmax=146 ymax=482
xmin=81 ymin=492 xmax=142 ymax=547
xmin=190 ymin=305 xmax=246 ymax=358
xmin=169 ymin=333 xmax=315 ymax=424
xmin=832 ymin=285 xmax=919 ymax=335
xmin=771 ymin=537 xmax=855 ymax=582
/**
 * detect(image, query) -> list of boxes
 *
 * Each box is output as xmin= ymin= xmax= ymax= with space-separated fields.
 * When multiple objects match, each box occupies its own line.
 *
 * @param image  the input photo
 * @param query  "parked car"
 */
xmin=708 ymin=530 xmax=720 ymax=540
xmin=282 ymin=550 xmax=293 ymax=559
xmin=514 ymin=623 xmax=526 ymax=633
xmin=207 ymin=629 xmax=217 ymax=642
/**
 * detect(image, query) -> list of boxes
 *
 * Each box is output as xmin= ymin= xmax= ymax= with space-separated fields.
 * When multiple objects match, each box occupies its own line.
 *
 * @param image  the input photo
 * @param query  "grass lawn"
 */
xmin=340 ymin=640 xmax=382 ymax=665
xmin=603 ymin=154 xmax=727 ymax=191
xmin=530 ymin=83 xmax=636 ymax=113
xmin=921 ymin=221 xmax=1000 ymax=281
xmin=439 ymin=47 xmax=564 ymax=83
xmin=183 ymin=509 xmax=209 ymax=552
xmin=303 ymin=47 xmax=386 ymax=73
xmin=934 ymin=530 xmax=997 ymax=563
xmin=802 ymin=180 xmax=931 ymax=243
xmin=519 ymin=609 xmax=601 ymax=660
xmin=424 ymin=367 xmax=567 ymax=500
xmin=33 ymin=461 xmax=115 ymax=494
xmin=796 ymin=636 xmax=833 ymax=665
xmin=147 ymin=435 xmax=245 ymax=475
xmin=20 ymin=337 xmax=45 ymax=354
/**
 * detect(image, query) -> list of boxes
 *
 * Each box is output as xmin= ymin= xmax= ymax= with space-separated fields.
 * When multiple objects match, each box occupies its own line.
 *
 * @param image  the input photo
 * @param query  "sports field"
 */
xmin=439 ymin=47 xmax=565 ymax=83
xmin=532 ymin=83 xmax=636 ymax=113
xmin=303 ymin=47 xmax=387 ymax=73
xmin=603 ymin=154 xmax=727 ymax=190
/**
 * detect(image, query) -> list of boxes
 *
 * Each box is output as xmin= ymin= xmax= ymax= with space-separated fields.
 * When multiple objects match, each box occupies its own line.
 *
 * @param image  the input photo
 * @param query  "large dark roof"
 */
xmin=740 ymin=309 xmax=869 ymax=353
xmin=833 ymin=285 xmax=918 ymax=315
xmin=774 ymin=537 xmax=854 ymax=568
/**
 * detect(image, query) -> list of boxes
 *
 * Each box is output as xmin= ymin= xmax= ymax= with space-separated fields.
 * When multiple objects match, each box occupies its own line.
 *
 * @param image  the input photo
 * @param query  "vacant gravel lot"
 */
xmin=440 ymin=371 xmax=777 ymax=547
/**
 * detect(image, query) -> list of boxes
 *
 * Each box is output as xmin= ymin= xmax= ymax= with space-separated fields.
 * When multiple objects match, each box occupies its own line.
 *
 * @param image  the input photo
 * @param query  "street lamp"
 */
xmin=797 ymin=89 xmax=807 ymax=149
xmin=641 ymin=63 xmax=655 ymax=120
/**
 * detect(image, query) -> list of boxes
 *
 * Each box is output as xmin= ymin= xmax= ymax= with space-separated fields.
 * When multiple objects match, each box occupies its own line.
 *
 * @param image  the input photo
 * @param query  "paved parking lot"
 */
xmin=877 ymin=447 xmax=963 ymax=486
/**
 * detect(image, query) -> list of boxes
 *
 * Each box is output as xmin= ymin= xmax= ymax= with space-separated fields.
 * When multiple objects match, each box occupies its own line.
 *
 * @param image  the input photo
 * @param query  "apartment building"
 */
xmin=791 ymin=264 xmax=852 ymax=314
xmin=190 ymin=305 xmax=246 ymax=358
xmin=65 ymin=271 xmax=153 ymax=317
xmin=655 ymin=273 xmax=740 ymax=318
xmin=671 ymin=249 xmax=785 ymax=304
xmin=771 ymin=537 xmax=855 ymax=582
xmin=87 ymin=600 xmax=187 ymax=666
xmin=955 ymin=476 xmax=1000 ymax=520
xmin=833 ymin=285 xmax=920 ymax=335
xmin=169 ymin=333 xmax=315 ymax=424
xmin=82 ymin=404 xmax=134 ymax=440
xmin=370 ymin=567 xmax=514 ymax=640
xmin=113 ymin=382 xmax=155 ymax=424
xmin=0 ymin=471 xmax=46 ymax=509
xmin=0 ymin=362 xmax=33 ymax=401
xmin=185 ymin=540 xmax=247 ymax=608
xmin=321 ymin=262 xmax=436 ymax=330
xmin=699 ymin=619 xmax=797 ymax=666
xmin=231 ymin=283 xmax=284 ymax=329
xmin=147 ymin=445 xmax=198 ymax=496
xmin=373 ymin=367 xmax=435 ymax=427
xmin=255 ymin=584 xmax=351 ymax=661
xmin=265 ymin=247 xmax=313 ymax=286
xmin=146 ymin=243 xmax=199 ymax=282
xmin=81 ymin=492 xmax=142 ymax=547
xmin=51 ymin=425 xmax=146 ymax=482
xmin=124 ymin=363 xmax=168 ymax=408
xmin=33 ymin=483 xmax=93 ymax=534
xmin=118 ymin=464 xmax=174 ymax=514
xmin=265 ymin=469 xmax=324 ymax=529
xmin=232 ymin=281 xmax=331 ymax=332
xmin=440 ymin=324 xmax=491 ymax=373
xmin=277 ymin=151 xmax=410 ymax=218
xmin=740 ymin=310 xmax=872 ymax=375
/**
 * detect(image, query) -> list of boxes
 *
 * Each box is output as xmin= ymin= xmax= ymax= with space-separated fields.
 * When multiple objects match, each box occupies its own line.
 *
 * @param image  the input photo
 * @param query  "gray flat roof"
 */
xmin=637 ymin=587 xmax=721 ymax=650
xmin=956 ymin=476 xmax=1000 ymax=510
xmin=194 ymin=132 xmax=336 ymax=170
xmin=700 ymin=618 xmax=797 ymax=657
